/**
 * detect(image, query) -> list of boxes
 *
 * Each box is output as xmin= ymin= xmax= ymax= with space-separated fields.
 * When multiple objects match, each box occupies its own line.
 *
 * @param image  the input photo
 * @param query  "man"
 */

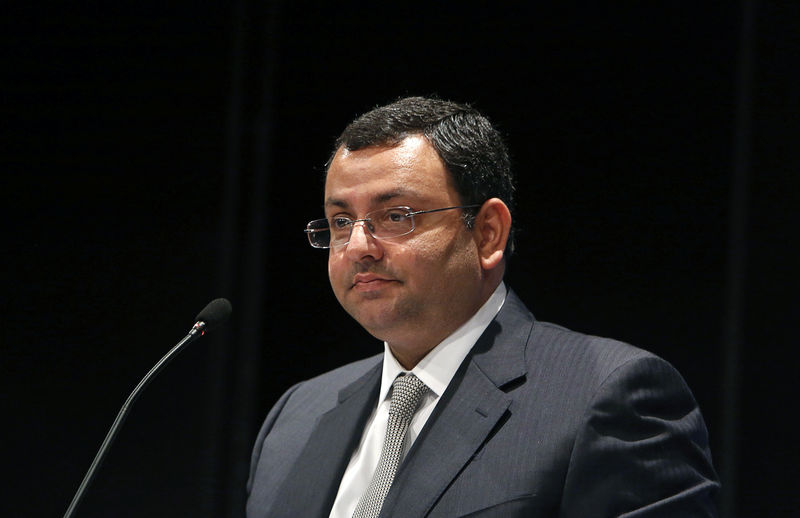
xmin=246 ymin=96 xmax=719 ymax=517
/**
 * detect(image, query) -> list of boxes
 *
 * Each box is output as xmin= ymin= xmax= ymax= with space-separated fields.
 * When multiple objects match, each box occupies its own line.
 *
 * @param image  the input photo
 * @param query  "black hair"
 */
xmin=329 ymin=96 xmax=516 ymax=253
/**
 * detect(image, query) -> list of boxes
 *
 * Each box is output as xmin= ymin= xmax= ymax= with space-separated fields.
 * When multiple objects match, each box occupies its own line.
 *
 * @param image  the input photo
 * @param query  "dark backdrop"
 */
xmin=4 ymin=2 xmax=798 ymax=517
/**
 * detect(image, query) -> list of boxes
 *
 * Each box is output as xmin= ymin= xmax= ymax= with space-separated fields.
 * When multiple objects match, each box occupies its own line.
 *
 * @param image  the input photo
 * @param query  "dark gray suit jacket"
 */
xmin=246 ymin=291 xmax=719 ymax=517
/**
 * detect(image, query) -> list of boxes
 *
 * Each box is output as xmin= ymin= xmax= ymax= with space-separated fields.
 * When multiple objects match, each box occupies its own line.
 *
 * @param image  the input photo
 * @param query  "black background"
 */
xmin=4 ymin=2 xmax=798 ymax=517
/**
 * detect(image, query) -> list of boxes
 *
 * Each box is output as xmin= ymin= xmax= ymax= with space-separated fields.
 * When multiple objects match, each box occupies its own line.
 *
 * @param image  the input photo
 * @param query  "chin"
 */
xmin=353 ymin=311 xmax=395 ymax=335
xmin=347 ymin=304 xmax=400 ymax=338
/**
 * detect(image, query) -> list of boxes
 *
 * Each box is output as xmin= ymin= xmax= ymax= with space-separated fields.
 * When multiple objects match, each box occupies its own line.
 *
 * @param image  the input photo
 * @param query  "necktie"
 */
xmin=352 ymin=373 xmax=427 ymax=518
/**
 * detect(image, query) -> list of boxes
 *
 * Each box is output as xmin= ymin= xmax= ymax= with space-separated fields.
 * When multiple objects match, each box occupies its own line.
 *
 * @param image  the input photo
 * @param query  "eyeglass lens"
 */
xmin=307 ymin=207 xmax=415 ymax=248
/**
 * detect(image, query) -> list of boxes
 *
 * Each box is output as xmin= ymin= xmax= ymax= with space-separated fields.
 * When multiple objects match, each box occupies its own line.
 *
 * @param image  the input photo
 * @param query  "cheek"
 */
xmin=327 ymin=253 xmax=343 ymax=285
xmin=400 ymin=238 xmax=461 ymax=285
xmin=433 ymin=233 xmax=481 ymax=283
xmin=327 ymin=256 xmax=350 ymax=308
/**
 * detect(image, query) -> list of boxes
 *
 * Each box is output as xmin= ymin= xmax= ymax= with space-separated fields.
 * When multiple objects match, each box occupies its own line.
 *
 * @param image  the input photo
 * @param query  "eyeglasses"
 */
xmin=305 ymin=205 xmax=481 ymax=249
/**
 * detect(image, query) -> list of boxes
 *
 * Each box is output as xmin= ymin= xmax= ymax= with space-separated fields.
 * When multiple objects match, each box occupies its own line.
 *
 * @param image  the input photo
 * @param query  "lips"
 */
xmin=351 ymin=273 xmax=397 ymax=291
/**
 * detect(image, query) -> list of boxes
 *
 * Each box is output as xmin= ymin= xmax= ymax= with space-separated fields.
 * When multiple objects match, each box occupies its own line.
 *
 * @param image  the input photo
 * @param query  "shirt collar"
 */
xmin=379 ymin=282 xmax=508 ymax=403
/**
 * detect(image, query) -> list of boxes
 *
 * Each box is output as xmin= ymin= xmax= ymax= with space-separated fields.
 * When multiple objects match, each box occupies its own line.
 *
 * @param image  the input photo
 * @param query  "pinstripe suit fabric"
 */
xmin=246 ymin=291 xmax=719 ymax=517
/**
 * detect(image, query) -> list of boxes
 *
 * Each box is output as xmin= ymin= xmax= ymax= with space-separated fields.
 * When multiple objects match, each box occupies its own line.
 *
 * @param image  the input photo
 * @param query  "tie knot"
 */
xmin=389 ymin=373 xmax=427 ymax=420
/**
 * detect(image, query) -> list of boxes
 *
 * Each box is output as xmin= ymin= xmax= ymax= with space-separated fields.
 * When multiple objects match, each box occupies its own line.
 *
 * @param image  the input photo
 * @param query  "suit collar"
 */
xmin=380 ymin=282 xmax=509 ymax=401
xmin=469 ymin=289 xmax=532 ymax=387
xmin=338 ymin=359 xmax=382 ymax=403
xmin=268 ymin=360 xmax=382 ymax=518
xmin=378 ymin=289 xmax=534 ymax=517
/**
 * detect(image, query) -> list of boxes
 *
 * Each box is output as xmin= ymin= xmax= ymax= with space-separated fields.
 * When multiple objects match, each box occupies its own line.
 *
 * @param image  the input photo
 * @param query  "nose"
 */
xmin=344 ymin=220 xmax=383 ymax=261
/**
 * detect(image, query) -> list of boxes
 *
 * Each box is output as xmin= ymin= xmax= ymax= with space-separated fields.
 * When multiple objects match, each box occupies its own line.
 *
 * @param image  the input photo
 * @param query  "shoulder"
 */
xmin=247 ymin=353 xmax=382 ymax=493
xmin=530 ymin=320 xmax=656 ymax=372
xmin=527 ymin=319 xmax=690 ymax=399
xmin=502 ymin=290 xmax=664 ymax=382
xmin=276 ymin=353 xmax=383 ymax=415
xmin=536 ymin=323 xmax=719 ymax=515
xmin=500 ymin=291 xmax=689 ymax=405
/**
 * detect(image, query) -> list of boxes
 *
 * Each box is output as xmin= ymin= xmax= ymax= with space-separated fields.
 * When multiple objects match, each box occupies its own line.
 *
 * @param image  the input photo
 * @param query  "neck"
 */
xmin=388 ymin=344 xmax=428 ymax=370
xmin=386 ymin=279 xmax=503 ymax=369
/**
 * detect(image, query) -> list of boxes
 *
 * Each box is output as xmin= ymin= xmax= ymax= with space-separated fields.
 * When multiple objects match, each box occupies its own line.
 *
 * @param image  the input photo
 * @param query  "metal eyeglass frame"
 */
xmin=305 ymin=204 xmax=481 ymax=249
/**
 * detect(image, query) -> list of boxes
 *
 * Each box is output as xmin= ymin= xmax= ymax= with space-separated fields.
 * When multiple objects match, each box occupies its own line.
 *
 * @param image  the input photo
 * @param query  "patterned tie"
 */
xmin=352 ymin=373 xmax=428 ymax=518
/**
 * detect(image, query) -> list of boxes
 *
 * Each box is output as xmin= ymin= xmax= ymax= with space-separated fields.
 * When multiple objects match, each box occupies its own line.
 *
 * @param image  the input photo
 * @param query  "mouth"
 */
xmin=351 ymin=273 xmax=398 ymax=291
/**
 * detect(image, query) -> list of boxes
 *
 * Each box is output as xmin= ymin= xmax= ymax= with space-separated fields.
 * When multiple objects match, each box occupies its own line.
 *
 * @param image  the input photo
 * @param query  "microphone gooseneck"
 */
xmin=63 ymin=298 xmax=232 ymax=518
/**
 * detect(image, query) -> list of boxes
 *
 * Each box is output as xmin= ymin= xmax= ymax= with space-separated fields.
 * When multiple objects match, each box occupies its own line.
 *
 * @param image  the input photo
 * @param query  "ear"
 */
xmin=472 ymin=198 xmax=512 ymax=271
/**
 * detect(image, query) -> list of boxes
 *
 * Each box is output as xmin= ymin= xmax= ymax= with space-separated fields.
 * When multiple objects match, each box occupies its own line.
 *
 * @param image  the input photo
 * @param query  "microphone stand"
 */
xmin=63 ymin=321 xmax=207 ymax=518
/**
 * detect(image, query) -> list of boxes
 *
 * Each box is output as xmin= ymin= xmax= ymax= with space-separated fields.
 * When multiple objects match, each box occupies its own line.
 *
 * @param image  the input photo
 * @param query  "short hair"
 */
xmin=329 ymin=96 xmax=516 ymax=254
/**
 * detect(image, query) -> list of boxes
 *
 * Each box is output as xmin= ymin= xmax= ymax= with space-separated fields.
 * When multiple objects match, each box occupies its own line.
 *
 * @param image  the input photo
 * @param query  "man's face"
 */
xmin=324 ymin=135 xmax=485 ymax=357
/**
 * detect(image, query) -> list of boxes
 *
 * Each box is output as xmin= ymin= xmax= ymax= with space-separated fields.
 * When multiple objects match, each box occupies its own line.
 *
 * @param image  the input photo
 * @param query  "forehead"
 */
xmin=324 ymin=135 xmax=458 ymax=210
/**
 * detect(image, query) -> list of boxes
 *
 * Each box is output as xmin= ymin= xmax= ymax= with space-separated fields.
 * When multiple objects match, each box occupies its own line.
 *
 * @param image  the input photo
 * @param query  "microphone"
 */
xmin=63 ymin=298 xmax=232 ymax=518
xmin=192 ymin=297 xmax=234 ymax=335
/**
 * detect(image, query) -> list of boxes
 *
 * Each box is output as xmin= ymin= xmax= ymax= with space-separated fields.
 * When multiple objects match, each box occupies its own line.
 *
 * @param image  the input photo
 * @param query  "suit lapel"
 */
xmin=269 ymin=362 xmax=382 ymax=518
xmin=378 ymin=361 xmax=513 ymax=518
xmin=378 ymin=291 xmax=534 ymax=517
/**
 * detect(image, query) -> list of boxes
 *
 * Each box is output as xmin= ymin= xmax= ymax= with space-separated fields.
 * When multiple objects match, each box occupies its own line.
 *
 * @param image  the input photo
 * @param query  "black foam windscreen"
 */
xmin=194 ymin=298 xmax=232 ymax=331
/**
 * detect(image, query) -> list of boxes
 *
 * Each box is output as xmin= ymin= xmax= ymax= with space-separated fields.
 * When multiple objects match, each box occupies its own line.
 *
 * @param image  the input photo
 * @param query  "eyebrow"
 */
xmin=324 ymin=189 xmax=419 ymax=209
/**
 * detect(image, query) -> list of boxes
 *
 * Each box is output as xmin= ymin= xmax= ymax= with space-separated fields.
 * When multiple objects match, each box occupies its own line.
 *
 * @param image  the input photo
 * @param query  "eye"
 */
xmin=384 ymin=208 xmax=409 ymax=223
xmin=331 ymin=216 xmax=352 ymax=229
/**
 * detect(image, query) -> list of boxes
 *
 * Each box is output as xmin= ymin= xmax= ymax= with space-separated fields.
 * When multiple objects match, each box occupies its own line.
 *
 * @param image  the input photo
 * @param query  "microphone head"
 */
xmin=195 ymin=298 xmax=232 ymax=331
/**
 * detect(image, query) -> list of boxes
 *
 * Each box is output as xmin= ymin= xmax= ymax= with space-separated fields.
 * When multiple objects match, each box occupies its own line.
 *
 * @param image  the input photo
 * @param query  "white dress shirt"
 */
xmin=328 ymin=283 xmax=507 ymax=518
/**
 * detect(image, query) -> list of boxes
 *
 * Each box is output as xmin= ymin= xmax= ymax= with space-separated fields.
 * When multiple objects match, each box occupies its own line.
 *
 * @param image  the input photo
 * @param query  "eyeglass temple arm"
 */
xmin=407 ymin=204 xmax=482 ymax=216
